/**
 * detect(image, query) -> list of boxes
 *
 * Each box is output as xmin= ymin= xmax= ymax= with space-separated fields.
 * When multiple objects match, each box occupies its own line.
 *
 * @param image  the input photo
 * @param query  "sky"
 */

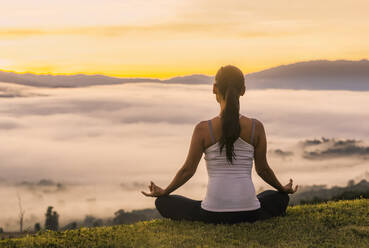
xmin=1 ymin=0 xmax=369 ymax=78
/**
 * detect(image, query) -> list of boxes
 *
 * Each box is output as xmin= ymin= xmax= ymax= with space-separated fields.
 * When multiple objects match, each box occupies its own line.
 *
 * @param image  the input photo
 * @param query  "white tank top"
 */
xmin=201 ymin=117 xmax=261 ymax=212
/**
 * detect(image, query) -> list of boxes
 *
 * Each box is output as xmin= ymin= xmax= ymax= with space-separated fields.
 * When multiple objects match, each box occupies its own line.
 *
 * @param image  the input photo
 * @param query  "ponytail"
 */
xmin=215 ymin=65 xmax=244 ymax=164
xmin=219 ymin=86 xmax=241 ymax=164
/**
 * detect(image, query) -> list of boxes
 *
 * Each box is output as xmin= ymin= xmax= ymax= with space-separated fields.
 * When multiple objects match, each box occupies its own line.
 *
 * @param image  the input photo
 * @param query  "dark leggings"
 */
xmin=155 ymin=190 xmax=289 ymax=224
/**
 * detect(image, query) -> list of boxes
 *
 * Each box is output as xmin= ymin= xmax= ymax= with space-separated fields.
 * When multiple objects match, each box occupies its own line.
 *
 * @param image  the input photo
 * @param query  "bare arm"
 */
xmin=141 ymin=122 xmax=204 ymax=197
xmin=254 ymin=120 xmax=298 ymax=193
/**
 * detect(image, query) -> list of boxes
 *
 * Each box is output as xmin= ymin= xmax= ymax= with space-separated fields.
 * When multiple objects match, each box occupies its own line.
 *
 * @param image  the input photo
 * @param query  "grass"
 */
xmin=1 ymin=199 xmax=368 ymax=248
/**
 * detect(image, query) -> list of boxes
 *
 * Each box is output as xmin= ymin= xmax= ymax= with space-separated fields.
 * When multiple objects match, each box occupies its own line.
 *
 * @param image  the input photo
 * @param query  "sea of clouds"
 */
xmin=0 ymin=81 xmax=368 ymax=230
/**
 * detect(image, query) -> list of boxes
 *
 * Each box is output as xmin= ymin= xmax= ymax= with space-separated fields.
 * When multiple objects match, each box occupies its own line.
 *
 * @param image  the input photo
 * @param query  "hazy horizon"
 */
xmin=1 ymin=59 xmax=369 ymax=91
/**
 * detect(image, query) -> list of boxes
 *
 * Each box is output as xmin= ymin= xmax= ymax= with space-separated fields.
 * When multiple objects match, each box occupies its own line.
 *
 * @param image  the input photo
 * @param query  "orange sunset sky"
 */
xmin=1 ymin=0 xmax=368 ymax=79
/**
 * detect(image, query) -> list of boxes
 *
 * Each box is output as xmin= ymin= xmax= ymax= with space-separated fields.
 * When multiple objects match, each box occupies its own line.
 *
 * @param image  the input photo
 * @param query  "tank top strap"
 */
xmin=250 ymin=118 xmax=256 ymax=146
xmin=208 ymin=119 xmax=215 ymax=143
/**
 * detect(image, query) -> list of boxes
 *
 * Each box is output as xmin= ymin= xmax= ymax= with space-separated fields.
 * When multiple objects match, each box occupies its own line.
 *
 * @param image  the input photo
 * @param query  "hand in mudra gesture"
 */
xmin=141 ymin=181 xmax=166 ymax=197
xmin=283 ymin=179 xmax=298 ymax=194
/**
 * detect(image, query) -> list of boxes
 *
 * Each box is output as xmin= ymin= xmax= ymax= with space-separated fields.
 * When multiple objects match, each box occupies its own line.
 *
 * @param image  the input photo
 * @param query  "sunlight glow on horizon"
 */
xmin=1 ymin=0 xmax=369 ymax=78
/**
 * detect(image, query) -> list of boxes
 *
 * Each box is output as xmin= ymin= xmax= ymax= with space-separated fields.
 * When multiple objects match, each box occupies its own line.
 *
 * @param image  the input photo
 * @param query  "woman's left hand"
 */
xmin=141 ymin=181 xmax=166 ymax=197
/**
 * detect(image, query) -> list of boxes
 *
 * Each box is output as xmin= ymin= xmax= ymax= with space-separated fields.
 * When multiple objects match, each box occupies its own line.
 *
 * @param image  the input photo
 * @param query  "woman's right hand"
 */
xmin=283 ymin=179 xmax=298 ymax=194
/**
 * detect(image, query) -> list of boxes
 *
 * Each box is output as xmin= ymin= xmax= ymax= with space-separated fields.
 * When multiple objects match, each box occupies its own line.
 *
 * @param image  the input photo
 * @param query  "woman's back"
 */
xmin=145 ymin=64 xmax=296 ymax=225
xmin=201 ymin=115 xmax=261 ymax=211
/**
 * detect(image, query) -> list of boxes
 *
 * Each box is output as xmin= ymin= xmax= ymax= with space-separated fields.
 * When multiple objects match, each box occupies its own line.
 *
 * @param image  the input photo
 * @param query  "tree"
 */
xmin=45 ymin=206 xmax=59 ymax=231
xmin=347 ymin=179 xmax=355 ymax=187
xmin=113 ymin=209 xmax=146 ymax=225
xmin=62 ymin=222 xmax=77 ymax=230
xmin=16 ymin=192 xmax=25 ymax=233
xmin=34 ymin=223 xmax=41 ymax=232
xmin=83 ymin=215 xmax=103 ymax=227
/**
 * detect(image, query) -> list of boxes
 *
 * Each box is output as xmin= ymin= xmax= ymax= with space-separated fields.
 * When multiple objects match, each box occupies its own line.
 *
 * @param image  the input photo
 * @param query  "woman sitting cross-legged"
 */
xmin=141 ymin=65 xmax=298 ymax=224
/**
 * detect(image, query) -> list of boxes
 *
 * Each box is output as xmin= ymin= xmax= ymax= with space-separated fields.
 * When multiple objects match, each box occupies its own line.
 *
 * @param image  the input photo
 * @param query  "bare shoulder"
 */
xmin=240 ymin=114 xmax=263 ymax=129
xmin=253 ymin=118 xmax=265 ymax=131
xmin=193 ymin=120 xmax=209 ymax=136
xmin=251 ymin=118 xmax=266 ymax=147
xmin=192 ymin=121 xmax=210 ymax=151
xmin=195 ymin=120 xmax=208 ymax=129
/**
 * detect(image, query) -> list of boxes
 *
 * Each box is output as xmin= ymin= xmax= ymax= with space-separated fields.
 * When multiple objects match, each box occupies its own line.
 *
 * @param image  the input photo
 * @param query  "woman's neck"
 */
xmin=217 ymin=113 xmax=241 ymax=118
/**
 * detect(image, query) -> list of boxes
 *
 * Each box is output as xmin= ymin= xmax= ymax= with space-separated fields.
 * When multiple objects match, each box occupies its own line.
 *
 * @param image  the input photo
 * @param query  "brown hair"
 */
xmin=215 ymin=65 xmax=245 ymax=164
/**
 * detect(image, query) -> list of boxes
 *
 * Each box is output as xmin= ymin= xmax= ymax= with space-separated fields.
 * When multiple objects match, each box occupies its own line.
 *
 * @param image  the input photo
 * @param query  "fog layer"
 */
xmin=0 ymin=82 xmax=368 ymax=230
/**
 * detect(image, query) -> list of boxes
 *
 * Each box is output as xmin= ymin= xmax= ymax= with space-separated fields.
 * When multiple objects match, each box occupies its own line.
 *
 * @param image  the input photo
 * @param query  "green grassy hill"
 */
xmin=1 ymin=199 xmax=368 ymax=248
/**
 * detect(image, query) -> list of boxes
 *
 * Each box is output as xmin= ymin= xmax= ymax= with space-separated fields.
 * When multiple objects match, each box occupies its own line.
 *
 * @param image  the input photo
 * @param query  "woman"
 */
xmin=141 ymin=65 xmax=298 ymax=224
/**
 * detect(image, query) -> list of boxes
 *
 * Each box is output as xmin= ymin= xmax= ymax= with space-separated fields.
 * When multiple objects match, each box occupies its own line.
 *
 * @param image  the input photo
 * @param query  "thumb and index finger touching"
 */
xmin=141 ymin=181 xmax=154 ymax=197
xmin=288 ymin=178 xmax=299 ymax=193
xmin=141 ymin=181 xmax=159 ymax=197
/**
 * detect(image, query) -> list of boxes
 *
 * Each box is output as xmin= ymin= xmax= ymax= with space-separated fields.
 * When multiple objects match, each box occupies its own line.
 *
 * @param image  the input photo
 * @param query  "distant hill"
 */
xmin=246 ymin=59 xmax=369 ymax=91
xmin=290 ymin=179 xmax=369 ymax=205
xmin=1 ymin=59 xmax=369 ymax=90
xmin=0 ymin=71 xmax=161 ymax=88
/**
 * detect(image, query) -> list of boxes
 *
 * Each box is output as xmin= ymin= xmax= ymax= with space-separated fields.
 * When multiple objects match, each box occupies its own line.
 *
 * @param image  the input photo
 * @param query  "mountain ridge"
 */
xmin=1 ymin=59 xmax=369 ymax=90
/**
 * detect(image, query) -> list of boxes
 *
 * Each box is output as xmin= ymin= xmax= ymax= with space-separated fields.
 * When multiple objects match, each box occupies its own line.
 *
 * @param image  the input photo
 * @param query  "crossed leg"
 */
xmin=155 ymin=194 xmax=202 ymax=221
xmin=155 ymin=190 xmax=289 ymax=223
xmin=257 ymin=190 xmax=289 ymax=220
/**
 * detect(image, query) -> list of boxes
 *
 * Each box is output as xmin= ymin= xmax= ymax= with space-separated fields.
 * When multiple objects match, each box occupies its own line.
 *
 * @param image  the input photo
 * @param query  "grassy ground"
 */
xmin=1 ymin=199 xmax=368 ymax=248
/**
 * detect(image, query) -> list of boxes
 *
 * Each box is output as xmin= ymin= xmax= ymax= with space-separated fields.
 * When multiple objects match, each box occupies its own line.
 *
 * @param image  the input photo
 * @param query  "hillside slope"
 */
xmin=1 ymin=199 xmax=368 ymax=248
